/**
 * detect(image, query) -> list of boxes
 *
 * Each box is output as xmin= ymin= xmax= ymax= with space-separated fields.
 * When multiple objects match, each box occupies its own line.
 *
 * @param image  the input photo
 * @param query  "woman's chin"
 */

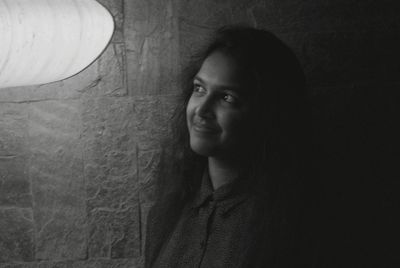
xmin=189 ymin=142 xmax=217 ymax=157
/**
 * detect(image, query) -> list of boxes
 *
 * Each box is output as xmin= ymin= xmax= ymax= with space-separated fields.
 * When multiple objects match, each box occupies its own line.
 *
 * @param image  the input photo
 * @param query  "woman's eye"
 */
xmin=193 ymin=84 xmax=206 ymax=94
xmin=222 ymin=94 xmax=237 ymax=104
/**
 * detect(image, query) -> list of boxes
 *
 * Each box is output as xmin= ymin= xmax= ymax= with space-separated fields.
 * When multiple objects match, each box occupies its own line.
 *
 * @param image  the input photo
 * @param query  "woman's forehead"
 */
xmin=195 ymin=51 xmax=248 ymax=90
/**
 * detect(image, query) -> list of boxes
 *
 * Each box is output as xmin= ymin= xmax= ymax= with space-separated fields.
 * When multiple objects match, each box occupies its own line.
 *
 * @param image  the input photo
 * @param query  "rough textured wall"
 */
xmin=0 ymin=0 xmax=179 ymax=267
xmin=0 ymin=0 xmax=398 ymax=267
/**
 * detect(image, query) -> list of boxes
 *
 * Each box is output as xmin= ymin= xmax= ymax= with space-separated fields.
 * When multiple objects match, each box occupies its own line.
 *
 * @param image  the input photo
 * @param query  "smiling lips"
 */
xmin=192 ymin=119 xmax=220 ymax=134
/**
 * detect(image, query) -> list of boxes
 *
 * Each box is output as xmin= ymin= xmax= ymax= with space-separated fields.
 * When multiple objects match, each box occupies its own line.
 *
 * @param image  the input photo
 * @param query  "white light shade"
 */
xmin=0 ymin=0 xmax=114 ymax=88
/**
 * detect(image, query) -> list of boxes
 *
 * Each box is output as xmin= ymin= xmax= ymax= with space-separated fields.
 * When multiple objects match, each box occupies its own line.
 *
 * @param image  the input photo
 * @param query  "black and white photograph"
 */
xmin=0 ymin=0 xmax=398 ymax=267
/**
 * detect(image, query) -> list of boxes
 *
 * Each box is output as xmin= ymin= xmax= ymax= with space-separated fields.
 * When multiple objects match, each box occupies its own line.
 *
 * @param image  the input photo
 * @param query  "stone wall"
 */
xmin=0 ymin=0 xmax=178 ymax=266
xmin=0 ymin=0 xmax=398 ymax=267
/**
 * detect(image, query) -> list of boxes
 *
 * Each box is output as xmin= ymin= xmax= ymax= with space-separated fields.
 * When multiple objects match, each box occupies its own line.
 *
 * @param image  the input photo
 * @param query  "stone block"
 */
xmin=0 ymin=208 xmax=35 ymax=263
xmin=28 ymin=100 xmax=86 ymax=260
xmin=0 ymin=264 xmax=37 ymax=268
xmin=0 ymin=104 xmax=29 ymax=156
xmin=87 ymin=205 xmax=140 ymax=259
xmin=27 ymin=100 xmax=83 ymax=161
xmin=0 ymin=156 xmax=31 ymax=208
xmin=81 ymin=97 xmax=140 ymax=258
xmin=35 ymin=258 xmax=142 ymax=268
xmin=132 ymin=95 xmax=177 ymax=149
xmin=125 ymin=0 xmax=180 ymax=95
xmin=81 ymin=95 xmax=179 ymax=258
xmin=138 ymin=148 xmax=161 ymax=205
xmin=81 ymin=97 xmax=137 ymax=188
xmin=0 ymin=104 xmax=31 ymax=208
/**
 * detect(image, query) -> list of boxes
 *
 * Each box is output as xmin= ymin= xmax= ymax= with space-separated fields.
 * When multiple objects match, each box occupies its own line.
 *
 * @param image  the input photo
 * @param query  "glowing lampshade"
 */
xmin=0 ymin=0 xmax=114 ymax=88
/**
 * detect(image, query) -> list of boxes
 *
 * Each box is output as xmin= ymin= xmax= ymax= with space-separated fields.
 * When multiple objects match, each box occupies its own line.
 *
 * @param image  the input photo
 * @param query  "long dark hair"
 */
xmin=153 ymin=25 xmax=317 ymax=266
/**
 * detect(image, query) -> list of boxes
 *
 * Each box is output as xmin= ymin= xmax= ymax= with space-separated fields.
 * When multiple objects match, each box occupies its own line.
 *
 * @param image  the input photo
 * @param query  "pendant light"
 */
xmin=0 ymin=0 xmax=114 ymax=88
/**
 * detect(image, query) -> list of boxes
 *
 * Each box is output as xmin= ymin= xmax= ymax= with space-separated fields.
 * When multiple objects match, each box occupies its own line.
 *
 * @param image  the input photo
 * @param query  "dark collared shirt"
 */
xmin=152 ymin=173 xmax=257 ymax=268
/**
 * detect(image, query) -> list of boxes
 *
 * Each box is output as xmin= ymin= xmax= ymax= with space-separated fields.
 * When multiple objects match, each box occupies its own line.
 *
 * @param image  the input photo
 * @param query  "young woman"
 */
xmin=145 ymin=26 xmax=318 ymax=268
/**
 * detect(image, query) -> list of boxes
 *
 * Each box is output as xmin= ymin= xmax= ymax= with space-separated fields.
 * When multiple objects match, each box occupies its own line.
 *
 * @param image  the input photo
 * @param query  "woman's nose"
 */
xmin=196 ymin=96 xmax=215 ymax=119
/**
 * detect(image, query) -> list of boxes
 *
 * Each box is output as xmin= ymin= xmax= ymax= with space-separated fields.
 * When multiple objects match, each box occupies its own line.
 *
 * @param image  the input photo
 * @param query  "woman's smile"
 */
xmin=192 ymin=117 xmax=220 ymax=134
xmin=193 ymin=124 xmax=220 ymax=134
xmin=186 ymin=50 xmax=251 ymax=157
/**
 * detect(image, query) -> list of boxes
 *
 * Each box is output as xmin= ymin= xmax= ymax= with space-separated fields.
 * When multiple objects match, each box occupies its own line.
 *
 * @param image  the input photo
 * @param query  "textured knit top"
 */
xmin=148 ymin=172 xmax=258 ymax=268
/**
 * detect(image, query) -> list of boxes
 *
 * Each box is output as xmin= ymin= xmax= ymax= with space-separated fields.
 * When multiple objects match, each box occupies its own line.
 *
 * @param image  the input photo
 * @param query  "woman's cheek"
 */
xmin=222 ymin=113 xmax=248 ymax=141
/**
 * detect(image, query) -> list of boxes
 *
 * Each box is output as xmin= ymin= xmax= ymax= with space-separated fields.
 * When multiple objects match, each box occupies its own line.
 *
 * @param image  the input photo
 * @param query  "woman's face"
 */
xmin=186 ymin=50 xmax=253 ymax=159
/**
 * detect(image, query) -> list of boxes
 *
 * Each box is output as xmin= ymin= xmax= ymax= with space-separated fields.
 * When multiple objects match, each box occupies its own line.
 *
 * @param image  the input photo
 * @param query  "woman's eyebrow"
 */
xmin=193 ymin=75 xmax=205 ymax=84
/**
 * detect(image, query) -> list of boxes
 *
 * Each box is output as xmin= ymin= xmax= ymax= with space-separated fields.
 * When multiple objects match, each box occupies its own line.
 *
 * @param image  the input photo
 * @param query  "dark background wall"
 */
xmin=0 ymin=0 xmax=398 ymax=267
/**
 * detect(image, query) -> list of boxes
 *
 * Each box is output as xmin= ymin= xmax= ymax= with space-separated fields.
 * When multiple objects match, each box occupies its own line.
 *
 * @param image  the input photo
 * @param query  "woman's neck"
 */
xmin=208 ymin=156 xmax=240 ymax=190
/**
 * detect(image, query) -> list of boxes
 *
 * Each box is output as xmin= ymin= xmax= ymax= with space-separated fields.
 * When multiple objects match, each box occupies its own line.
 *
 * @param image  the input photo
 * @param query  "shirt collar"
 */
xmin=191 ymin=169 xmax=252 ymax=215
